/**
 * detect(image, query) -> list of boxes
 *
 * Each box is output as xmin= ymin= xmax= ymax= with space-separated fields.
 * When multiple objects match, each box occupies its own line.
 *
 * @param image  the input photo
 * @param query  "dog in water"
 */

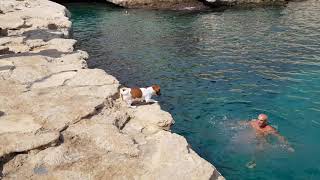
xmin=120 ymin=85 xmax=161 ymax=108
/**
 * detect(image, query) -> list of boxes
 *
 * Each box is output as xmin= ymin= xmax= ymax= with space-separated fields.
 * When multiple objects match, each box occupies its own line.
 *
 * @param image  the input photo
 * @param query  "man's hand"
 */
xmin=287 ymin=147 xmax=295 ymax=153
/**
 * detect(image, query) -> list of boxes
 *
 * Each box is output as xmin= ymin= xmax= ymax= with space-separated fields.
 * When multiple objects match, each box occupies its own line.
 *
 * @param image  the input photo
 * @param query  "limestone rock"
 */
xmin=8 ymin=55 xmax=51 ymax=84
xmin=0 ymin=36 xmax=29 ymax=53
xmin=30 ymin=71 xmax=77 ymax=89
xmin=20 ymin=87 xmax=113 ymax=131
xmin=66 ymin=119 xmax=140 ymax=157
xmin=0 ymin=14 xmax=25 ymax=29
xmin=1 ymin=113 xmax=142 ymax=179
xmin=129 ymin=103 xmax=174 ymax=133
xmin=0 ymin=114 xmax=41 ymax=134
xmin=140 ymin=130 xmax=224 ymax=180
xmin=65 ymin=69 xmax=119 ymax=87
xmin=0 ymin=131 xmax=60 ymax=157
xmin=0 ymin=46 xmax=12 ymax=54
xmin=0 ymin=60 xmax=14 ymax=71
xmin=46 ymin=38 xmax=76 ymax=52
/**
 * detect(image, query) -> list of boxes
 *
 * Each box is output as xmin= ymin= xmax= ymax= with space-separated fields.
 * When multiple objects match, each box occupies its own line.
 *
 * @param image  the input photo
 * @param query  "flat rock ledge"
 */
xmin=0 ymin=0 xmax=224 ymax=179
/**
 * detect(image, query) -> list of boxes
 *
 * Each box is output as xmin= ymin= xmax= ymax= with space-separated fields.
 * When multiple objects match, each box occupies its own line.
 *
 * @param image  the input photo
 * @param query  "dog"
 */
xmin=120 ymin=85 xmax=161 ymax=108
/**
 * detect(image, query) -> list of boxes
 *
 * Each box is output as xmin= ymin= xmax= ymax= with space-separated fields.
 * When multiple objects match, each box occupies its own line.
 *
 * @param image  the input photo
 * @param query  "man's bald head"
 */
xmin=258 ymin=114 xmax=268 ymax=121
xmin=257 ymin=114 xmax=268 ymax=128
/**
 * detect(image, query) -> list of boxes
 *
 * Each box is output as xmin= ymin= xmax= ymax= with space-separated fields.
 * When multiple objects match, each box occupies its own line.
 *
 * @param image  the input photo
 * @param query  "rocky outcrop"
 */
xmin=107 ymin=0 xmax=208 ymax=10
xmin=117 ymin=0 xmax=290 ymax=8
xmin=203 ymin=0 xmax=288 ymax=7
xmin=52 ymin=0 xmax=208 ymax=10
xmin=51 ymin=0 xmax=289 ymax=9
xmin=0 ymin=0 xmax=224 ymax=179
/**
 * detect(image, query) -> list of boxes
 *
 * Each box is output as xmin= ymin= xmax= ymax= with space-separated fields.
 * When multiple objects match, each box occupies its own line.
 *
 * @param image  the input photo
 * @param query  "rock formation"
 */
xmin=203 ymin=0 xmax=288 ymax=7
xmin=0 ymin=0 xmax=224 ymax=179
xmin=106 ymin=0 xmax=208 ymax=10
xmin=52 ymin=0 xmax=289 ymax=9
xmin=52 ymin=0 xmax=208 ymax=10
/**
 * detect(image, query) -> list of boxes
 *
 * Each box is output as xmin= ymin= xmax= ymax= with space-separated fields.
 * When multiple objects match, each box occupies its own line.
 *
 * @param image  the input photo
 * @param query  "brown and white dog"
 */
xmin=120 ymin=85 xmax=161 ymax=108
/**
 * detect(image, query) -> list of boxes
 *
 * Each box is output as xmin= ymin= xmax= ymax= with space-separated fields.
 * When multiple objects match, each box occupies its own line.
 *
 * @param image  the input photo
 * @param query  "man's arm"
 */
xmin=237 ymin=120 xmax=251 ymax=126
xmin=270 ymin=129 xmax=295 ymax=152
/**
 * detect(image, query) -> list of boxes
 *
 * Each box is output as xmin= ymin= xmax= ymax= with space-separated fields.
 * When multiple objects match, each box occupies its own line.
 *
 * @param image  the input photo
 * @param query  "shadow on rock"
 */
xmin=131 ymin=101 xmax=158 ymax=107
xmin=23 ymin=29 xmax=66 ymax=42
xmin=0 ymin=49 xmax=73 ymax=59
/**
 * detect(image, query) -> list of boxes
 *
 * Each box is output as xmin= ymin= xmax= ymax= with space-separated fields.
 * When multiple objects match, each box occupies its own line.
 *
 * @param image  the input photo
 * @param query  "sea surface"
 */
xmin=66 ymin=1 xmax=320 ymax=179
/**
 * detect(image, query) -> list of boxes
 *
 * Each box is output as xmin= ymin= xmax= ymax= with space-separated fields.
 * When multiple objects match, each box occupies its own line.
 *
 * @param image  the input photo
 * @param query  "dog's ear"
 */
xmin=152 ymin=85 xmax=161 ymax=95
xmin=152 ymin=84 xmax=160 ymax=91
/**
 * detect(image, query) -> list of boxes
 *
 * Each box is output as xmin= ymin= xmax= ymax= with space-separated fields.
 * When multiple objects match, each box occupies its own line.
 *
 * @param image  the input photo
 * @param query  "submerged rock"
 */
xmin=0 ymin=0 xmax=224 ymax=179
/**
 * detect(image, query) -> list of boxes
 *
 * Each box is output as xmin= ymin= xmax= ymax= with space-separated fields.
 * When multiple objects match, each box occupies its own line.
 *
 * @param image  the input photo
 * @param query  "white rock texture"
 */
xmin=0 ymin=0 xmax=224 ymax=179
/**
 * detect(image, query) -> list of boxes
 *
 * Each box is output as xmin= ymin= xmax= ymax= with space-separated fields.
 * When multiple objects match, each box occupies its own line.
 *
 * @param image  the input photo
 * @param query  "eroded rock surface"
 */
xmin=0 ymin=0 xmax=224 ymax=179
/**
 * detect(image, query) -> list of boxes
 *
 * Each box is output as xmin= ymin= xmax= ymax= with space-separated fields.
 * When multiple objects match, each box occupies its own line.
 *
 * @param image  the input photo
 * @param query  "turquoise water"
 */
xmin=66 ymin=2 xmax=320 ymax=179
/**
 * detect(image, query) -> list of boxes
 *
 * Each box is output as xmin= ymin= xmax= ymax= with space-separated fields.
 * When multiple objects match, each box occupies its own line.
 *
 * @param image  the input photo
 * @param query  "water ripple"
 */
xmin=68 ymin=1 xmax=320 ymax=180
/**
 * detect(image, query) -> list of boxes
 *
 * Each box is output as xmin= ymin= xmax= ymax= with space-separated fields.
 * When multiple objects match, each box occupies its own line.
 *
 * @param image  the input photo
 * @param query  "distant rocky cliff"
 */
xmin=106 ymin=0 xmax=288 ymax=8
xmin=104 ymin=0 xmax=208 ymax=10
xmin=203 ymin=0 xmax=288 ymax=7
xmin=51 ymin=0 xmax=289 ymax=10
xmin=0 ymin=0 xmax=224 ymax=179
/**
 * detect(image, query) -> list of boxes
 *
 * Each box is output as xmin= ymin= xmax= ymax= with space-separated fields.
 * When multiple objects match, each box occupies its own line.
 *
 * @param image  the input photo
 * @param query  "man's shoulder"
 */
xmin=249 ymin=119 xmax=257 ymax=124
xmin=265 ymin=125 xmax=277 ymax=132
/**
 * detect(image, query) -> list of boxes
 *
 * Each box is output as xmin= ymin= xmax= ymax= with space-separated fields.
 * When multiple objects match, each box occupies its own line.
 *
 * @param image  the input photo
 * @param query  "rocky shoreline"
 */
xmin=51 ymin=0 xmax=290 ymax=10
xmin=0 ymin=0 xmax=224 ymax=179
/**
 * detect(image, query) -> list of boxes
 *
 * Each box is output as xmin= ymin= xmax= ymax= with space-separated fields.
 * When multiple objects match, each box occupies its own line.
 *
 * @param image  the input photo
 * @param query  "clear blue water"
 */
xmin=66 ymin=1 xmax=320 ymax=179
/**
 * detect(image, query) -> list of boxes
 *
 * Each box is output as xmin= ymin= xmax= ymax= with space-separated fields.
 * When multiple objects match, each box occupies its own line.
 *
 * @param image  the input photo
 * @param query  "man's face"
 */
xmin=258 ymin=118 xmax=267 ymax=128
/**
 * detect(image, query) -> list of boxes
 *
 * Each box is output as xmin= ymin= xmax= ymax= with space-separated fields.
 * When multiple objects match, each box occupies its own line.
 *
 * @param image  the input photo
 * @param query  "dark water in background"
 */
xmin=66 ymin=1 xmax=320 ymax=179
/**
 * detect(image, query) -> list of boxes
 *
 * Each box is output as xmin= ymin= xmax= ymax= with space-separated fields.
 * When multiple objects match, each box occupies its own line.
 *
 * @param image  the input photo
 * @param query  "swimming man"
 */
xmin=248 ymin=114 xmax=294 ymax=152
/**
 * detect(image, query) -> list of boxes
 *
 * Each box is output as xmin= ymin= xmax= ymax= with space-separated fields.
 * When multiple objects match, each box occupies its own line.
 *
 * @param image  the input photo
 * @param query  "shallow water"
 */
xmin=66 ymin=1 xmax=320 ymax=179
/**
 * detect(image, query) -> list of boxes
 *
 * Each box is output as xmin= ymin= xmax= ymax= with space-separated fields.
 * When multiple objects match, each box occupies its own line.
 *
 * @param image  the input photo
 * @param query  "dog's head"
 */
xmin=152 ymin=84 xmax=161 ymax=96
